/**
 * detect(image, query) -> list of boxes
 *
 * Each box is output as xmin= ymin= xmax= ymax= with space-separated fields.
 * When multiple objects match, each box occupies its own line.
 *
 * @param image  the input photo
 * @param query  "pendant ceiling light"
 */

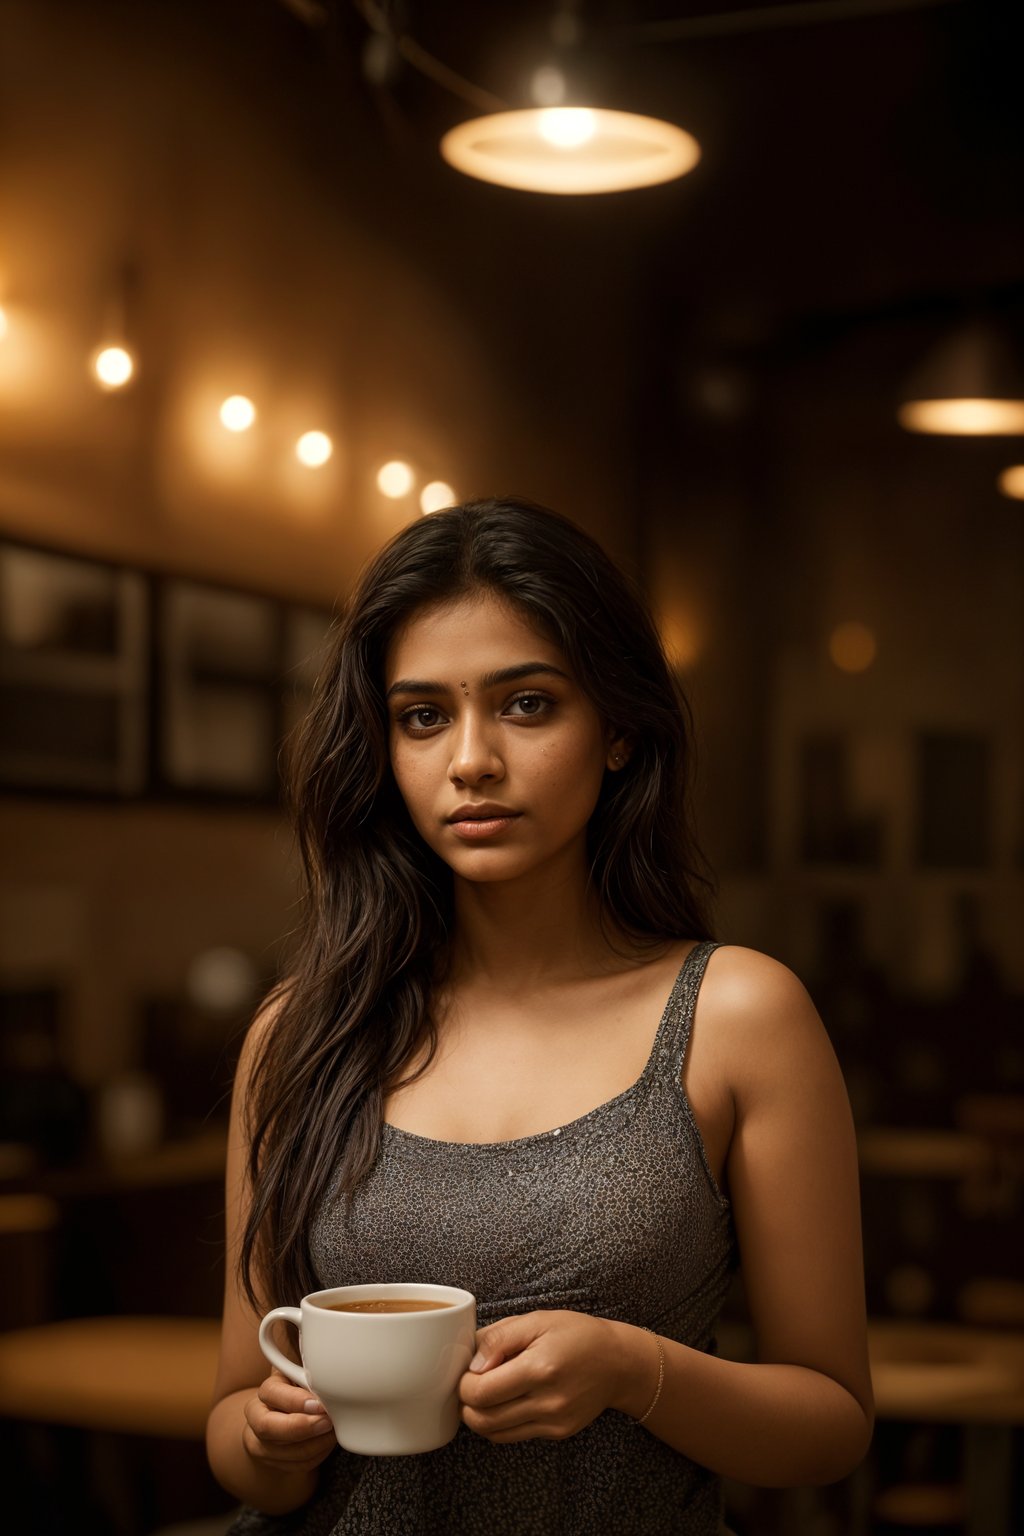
xmin=440 ymin=105 xmax=700 ymax=196
xmin=897 ymin=320 xmax=1024 ymax=436
xmin=347 ymin=0 xmax=954 ymax=198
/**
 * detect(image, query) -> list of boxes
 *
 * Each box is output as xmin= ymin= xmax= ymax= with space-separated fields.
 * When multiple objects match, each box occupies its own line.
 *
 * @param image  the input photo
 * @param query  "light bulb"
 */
xmin=93 ymin=345 xmax=134 ymax=389
xmin=296 ymin=431 xmax=332 ymax=467
xmin=377 ymin=460 xmax=415 ymax=498
xmin=538 ymin=108 xmax=596 ymax=149
xmin=0 ymin=306 xmax=8 ymax=339
xmin=220 ymin=395 xmax=256 ymax=432
xmin=420 ymin=481 xmax=456 ymax=514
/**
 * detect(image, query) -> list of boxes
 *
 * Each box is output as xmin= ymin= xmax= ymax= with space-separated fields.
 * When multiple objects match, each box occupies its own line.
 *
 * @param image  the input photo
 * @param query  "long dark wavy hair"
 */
xmin=239 ymin=496 xmax=717 ymax=1310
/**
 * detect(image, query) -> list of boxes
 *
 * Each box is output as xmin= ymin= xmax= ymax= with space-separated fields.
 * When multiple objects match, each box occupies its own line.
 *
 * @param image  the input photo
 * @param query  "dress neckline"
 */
xmin=381 ymin=939 xmax=708 ymax=1153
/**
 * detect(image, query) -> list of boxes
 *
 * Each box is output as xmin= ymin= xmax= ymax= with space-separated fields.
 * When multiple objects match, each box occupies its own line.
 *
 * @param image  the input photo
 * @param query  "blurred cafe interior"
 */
xmin=0 ymin=0 xmax=1022 ymax=1531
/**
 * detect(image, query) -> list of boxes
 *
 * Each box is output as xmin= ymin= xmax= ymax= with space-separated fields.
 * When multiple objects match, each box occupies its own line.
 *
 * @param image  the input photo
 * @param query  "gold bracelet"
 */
xmin=635 ymin=1327 xmax=665 ymax=1425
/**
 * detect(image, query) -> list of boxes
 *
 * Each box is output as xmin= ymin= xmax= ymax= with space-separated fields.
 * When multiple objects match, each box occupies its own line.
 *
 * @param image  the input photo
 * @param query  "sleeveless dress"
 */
xmin=229 ymin=939 xmax=739 ymax=1536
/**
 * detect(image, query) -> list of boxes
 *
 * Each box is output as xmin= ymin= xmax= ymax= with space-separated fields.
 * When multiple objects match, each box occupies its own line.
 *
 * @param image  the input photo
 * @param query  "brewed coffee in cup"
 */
xmin=259 ymin=1282 xmax=476 ymax=1455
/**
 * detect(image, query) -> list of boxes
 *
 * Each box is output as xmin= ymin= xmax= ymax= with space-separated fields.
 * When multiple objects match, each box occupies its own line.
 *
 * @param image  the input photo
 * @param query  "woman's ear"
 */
xmin=606 ymin=732 xmax=634 ymax=771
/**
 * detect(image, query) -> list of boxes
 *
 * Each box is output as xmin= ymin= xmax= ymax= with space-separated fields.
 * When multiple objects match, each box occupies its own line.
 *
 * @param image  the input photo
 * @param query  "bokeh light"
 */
xmin=220 ymin=395 xmax=256 ymax=432
xmin=92 ymin=345 xmax=134 ymax=390
xmin=898 ymin=398 xmax=1024 ymax=435
xmin=997 ymin=465 xmax=1024 ymax=500
xmin=829 ymin=621 xmax=877 ymax=673
xmin=296 ymin=430 xmax=332 ymax=467
xmin=377 ymin=459 xmax=414 ymax=498
xmin=420 ymin=480 xmax=456 ymax=514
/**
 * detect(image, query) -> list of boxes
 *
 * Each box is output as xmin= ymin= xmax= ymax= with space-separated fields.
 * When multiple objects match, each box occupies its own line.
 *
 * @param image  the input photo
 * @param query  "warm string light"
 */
xmin=373 ymin=463 xmax=457 ymax=510
xmin=220 ymin=395 xmax=256 ymax=432
xmin=92 ymin=345 xmax=135 ymax=390
xmin=296 ymin=430 xmax=333 ymax=467
xmin=420 ymin=480 xmax=456 ymax=513
xmin=377 ymin=460 xmax=415 ymax=498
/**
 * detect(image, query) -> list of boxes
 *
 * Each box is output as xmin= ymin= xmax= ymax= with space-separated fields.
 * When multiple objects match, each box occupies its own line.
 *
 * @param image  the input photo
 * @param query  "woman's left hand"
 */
xmin=458 ymin=1310 xmax=623 ymax=1443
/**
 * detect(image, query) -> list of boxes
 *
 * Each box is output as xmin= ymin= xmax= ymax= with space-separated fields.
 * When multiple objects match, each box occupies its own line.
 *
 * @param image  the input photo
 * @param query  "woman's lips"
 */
xmin=448 ymin=815 xmax=522 ymax=840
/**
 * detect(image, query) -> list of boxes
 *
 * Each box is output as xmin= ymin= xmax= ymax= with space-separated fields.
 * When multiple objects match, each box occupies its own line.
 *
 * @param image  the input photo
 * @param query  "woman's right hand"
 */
xmin=242 ymin=1368 xmax=338 ymax=1472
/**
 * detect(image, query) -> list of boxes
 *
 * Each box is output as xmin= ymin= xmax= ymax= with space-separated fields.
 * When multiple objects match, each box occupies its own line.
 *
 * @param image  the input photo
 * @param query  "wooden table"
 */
xmin=0 ymin=1315 xmax=222 ymax=1438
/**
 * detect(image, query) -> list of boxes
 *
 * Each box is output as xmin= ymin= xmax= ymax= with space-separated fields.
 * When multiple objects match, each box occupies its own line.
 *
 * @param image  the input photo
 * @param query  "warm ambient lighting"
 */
xmin=92 ymin=345 xmax=134 ymax=389
xmin=0 ymin=306 xmax=7 ymax=339
xmin=898 ymin=399 xmax=1024 ymax=436
xmin=898 ymin=322 xmax=1024 ymax=436
xmin=420 ymin=481 xmax=456 ymax=514
xmin=829 ymin=621 xmax=877 ymax=674
xmin=998 ymin=465 xmax=1024 ymax=500
xmin=377 ymin=460 xmax=415 ymax=498
xmin=538 ymin=107 xmax=595 ymax=149
xmin=440 ymin=106 xmax=700 ymax=195
xmin=220 ymin=395 xmax=256 ymax=432
xmin=295 ymin=430 xmax=333 ymax=467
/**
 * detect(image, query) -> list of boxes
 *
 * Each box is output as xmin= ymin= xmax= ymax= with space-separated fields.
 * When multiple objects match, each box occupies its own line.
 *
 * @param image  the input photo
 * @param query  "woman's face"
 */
xmin=385 ymin=591 xmax=628 ymax=885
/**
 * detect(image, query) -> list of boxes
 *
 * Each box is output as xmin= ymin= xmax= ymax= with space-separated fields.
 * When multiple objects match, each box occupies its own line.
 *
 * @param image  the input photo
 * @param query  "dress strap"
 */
xmin=656 ymin=940 xmax=721 ymax=1083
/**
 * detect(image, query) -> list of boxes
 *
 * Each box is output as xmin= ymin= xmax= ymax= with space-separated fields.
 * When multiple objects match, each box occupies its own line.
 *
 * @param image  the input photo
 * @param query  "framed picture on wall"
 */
xmin=0 ymin=541 xmax=147 ymax=794
xmin=157 ymin=579 xmax=282 ymax=799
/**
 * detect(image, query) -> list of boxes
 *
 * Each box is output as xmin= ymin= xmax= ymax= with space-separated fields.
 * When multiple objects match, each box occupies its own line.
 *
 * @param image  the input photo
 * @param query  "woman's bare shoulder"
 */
xmin=702 ymin=945 xmax=830 ymax=1104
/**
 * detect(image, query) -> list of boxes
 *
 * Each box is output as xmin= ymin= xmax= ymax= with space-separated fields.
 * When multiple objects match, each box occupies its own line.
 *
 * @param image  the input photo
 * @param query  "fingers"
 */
xmin=463 ymin=1404 xmax=570 ymax=1444
xmin=242 ymin=1376 xmax=336 ymax=1469
xmin=469 ymin=1315 xmax=529 ymax=1374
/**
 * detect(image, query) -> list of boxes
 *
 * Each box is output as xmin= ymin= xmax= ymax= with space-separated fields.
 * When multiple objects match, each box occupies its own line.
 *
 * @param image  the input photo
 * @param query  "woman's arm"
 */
xmin=206 ymin=993 xmax=337 ymax=1515
xmin=461 ymin=947 xmax=874 ymax=1487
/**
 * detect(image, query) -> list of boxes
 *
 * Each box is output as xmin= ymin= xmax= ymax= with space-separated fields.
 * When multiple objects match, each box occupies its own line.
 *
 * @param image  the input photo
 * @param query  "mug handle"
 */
xmin=258 ymin=1306 xmax=309 ymax=1390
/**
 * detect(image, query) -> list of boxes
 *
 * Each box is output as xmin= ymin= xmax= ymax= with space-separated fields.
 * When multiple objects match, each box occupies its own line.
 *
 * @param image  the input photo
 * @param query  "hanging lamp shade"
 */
xmin=440 ymin=106 xmax=700 ymax=195
xmin=897 ymin=321 xmax=1024 ymax=436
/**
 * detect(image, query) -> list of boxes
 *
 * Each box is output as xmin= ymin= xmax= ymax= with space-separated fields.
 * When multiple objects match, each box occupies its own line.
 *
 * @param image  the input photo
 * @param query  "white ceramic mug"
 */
xmin=258 ymin=1282 xmax=477 ymax=1455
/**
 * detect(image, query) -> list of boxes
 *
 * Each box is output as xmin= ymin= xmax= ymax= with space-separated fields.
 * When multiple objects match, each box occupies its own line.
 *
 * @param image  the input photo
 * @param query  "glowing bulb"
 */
xmin=829 ymin=621 xmax=877 ymax=674
xmin=898 ymin=398 xmax=1024 ymax=435
xmin=377 ymin=460 xmax=414 ymax=498
xmin=220 ymin=395 xmax=256 ymax=432
xmin=997 ymin=465 xmax=1024 ymax=500
xmin=0 ymin=307 xmax=7 ymax=339
xmin=420 ymin=481 xmax=456 ymax=514
xmin=296 ymin=430 xmax=333 ymax=467
xmin=538 ymin=107 xmax=596 ymax=149
xmin=93 ymin=345 xmax=134 ymax=389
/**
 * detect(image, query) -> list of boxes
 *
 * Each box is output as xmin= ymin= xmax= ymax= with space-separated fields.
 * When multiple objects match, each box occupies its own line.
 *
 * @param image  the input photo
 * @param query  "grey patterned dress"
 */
xmin=228 ymin=939 xmax=739 ymax=1535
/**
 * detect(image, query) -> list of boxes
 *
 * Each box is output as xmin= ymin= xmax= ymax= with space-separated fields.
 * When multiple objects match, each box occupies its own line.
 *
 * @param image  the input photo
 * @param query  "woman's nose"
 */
xmin=448 ymin=712 xmax=504 ymax=782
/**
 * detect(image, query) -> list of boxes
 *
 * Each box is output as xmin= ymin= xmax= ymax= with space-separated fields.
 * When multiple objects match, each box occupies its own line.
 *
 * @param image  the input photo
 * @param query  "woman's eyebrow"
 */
xmin=385 ymin=661 xmax=571 ymax=701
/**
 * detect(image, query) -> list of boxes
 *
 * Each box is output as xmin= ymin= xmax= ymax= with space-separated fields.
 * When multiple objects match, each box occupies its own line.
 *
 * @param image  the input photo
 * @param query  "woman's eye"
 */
xmin=508 ymin=692 xmax=549 ymax=718
xmin=400 ymin=706 xmax=442 ymax=730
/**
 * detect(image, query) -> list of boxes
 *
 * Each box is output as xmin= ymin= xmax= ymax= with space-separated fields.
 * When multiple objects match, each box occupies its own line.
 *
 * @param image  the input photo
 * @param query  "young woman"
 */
xmin=207 ymin=497 xmax=874 ymax=1535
